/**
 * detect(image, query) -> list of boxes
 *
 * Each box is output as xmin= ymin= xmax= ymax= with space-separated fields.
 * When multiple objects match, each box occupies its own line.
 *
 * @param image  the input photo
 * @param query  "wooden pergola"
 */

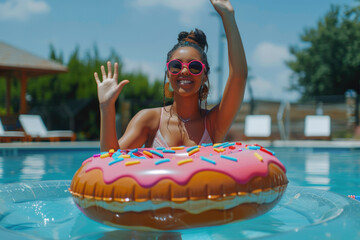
xmin=0 ymin=41 xmax=67 ymax=115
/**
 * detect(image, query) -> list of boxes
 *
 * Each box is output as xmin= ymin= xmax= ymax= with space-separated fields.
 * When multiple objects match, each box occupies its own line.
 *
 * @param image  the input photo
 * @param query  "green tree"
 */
xmin=26 ymin=45 xmax=163 ymax=139
xmin=287 ymin=2 xmax=360 ymax=100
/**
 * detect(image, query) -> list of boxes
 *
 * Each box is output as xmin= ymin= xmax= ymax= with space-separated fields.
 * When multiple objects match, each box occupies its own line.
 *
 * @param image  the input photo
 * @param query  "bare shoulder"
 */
xmin=130 ymin=107 xmax=162 ymax=130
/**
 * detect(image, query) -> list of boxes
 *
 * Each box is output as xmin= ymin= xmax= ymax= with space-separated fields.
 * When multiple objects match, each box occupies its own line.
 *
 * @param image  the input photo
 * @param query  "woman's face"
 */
xmin=167 ymin=46 xmax=206 ymax=98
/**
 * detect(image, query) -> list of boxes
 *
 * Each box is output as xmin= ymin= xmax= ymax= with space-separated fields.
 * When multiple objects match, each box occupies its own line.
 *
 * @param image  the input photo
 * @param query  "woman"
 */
xmin=95 ymin=0 xmax=247 ymax=151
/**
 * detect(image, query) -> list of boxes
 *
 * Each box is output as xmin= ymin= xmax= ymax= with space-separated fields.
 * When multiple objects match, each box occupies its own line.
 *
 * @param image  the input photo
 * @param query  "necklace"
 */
xmin=170 ymin=105 xmax=196 ymax=123
xmin=176 ymin=114 xmax=193 ymax=123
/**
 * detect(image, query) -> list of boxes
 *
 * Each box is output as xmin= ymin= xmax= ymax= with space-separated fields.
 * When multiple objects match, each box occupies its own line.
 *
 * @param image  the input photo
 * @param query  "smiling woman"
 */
xmin=94 ymin=0 xmax=247 ymax=151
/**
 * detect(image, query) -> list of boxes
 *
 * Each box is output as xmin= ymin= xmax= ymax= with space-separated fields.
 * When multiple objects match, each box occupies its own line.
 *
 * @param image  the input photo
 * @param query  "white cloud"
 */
xmin=132 ymin=0 xmax=207 ymax=25
xmin=247 ymin=41 xmax=299 ymax=101
xmin=247 ymin=70 xmax=299 ymax=101
xmin=0 ymin=0 xmax=50 ymax=21
xmin=249 ymin=76 xmax=274 ymax=99
xmin=252 ymin=42 xmax=291 ymax=68
xmin=122 ymin=57 xmax=163 ymax=84
xmin=133 ymin=0 xmax=206 ymax=11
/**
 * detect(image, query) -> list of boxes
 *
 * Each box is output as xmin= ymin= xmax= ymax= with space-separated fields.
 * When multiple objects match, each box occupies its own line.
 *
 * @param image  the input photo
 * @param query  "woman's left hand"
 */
xmin=210 ymin=0 xmax=234 ymax=16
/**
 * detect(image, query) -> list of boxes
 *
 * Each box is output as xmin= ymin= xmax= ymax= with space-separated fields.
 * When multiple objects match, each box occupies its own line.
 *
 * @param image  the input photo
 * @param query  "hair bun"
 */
xmin=177 ymin=29 xmax=208 ymax=52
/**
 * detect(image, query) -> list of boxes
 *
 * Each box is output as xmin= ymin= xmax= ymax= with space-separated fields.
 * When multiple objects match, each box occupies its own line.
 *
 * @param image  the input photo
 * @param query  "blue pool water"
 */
xmin=0 ymin=147 xmax=360 ymax=239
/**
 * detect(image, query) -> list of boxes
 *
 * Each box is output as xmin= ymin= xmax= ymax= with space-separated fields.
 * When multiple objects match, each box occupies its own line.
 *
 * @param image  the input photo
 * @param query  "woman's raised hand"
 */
xmin=210 ymin=0 xmax=234 ymax=16
xmin=94 ymin=61 xmax=129 ymax=106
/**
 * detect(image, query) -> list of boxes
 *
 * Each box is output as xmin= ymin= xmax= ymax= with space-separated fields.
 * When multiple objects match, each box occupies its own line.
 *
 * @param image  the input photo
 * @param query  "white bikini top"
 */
xmin=151 ymin=108 xmax=212 ymax=148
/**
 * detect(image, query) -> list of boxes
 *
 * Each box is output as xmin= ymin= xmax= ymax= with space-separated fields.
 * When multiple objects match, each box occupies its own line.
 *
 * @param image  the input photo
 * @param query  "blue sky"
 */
xmin=0 ymin=0 xmax=356 ymax=103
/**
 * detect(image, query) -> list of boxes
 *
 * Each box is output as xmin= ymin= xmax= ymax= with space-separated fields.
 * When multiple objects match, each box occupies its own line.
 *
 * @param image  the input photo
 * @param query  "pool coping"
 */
xmin=1 ymin=140 xmax=360 ymax=150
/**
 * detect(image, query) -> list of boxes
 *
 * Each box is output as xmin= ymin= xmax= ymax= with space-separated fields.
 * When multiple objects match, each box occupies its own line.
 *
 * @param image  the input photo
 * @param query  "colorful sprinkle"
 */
xmin=201 ymin=143 xmax=213 ymax=147
xmin=236 ymin=142 xmax=242 ymax=145
xmin=178 ymin=158 xmax=193 ymax=165
xmin=125 ymin=160 xmax=141 ymax=166
xmin=155 ymin=159 xmax=171 ymax=165
xmin=214 ymin=148 xmax=225 ymax=153
xmin=149 ymin=150 xmax=164 ymax=158
xmin=100 ymin=153 xmax=109 ymax=158
xmin=188 ymin=148 xmax=200 ymax=156
xmin=114 ymin=154 xmax=123 ymax=159
xmin=222 ymin=142 xmax=235 ymax=148
xmin=171 ymin=146 xmax=185 ymax=150
xmin=186 ymin=146 xmax=199 ymax=152
xmin=213 ymin=142 xmax=229 ymax=148
xmin=163 ymin=150 xmax=176 ymax=153
xmin=93 ymin=153 xmax=100 ymax=158
xmin=254 ymin=152 xmax=263 ymax=162
xmin=248 ymin=146 xmax=261 ymax=150
xmin=143 ymin=150 xmax=153 ymax=158
xmin=109 ymin=157 xmax=124 ymax=165
xmin=129 ymin=149 xmax=138 ymax=153
xmin=156 ymin=147 xmax=166 ymax=151
xmin=109 ymin=149 xmax=115 ymax=153
xmin=229 ymin=146 xmax=236 ymax=150
xmin=200 ymin=156 xmax=216 ymax=165
xmin=112 ymin=151 xmax=121 ymax=157
xmin=129 ymin=156 xmax=146 ymax=159
xmin=263 ymin=148 xmax=275 ymax=156
xmin=121 ymin=155 xmax=131 ymax=158
xmin=260 ymin=148 xmax=273 ymax=155
xmin=132 ymin=152 xmax=143 ymax=157
xmin=220 ymin=155 xmax=238 ymax=162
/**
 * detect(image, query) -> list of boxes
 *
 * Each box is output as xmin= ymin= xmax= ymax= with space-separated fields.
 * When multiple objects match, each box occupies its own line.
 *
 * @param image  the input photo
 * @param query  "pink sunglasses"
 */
xmin=166 ymin=59 xmax=206 ymax=76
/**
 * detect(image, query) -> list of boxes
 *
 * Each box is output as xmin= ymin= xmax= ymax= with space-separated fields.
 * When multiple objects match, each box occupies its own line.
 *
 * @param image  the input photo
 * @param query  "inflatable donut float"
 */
xmin=70 ymin=142 xmax=288 ymax=231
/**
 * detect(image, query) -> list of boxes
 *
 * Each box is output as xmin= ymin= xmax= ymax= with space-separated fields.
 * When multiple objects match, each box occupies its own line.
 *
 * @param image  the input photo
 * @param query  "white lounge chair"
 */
xmin=19 ymin=114 xmax=76 ymax=141
xmin=244 ymin=115 xmax=272 ymax=138
xmin=304 ymin=115 xmax=331 ymax=139
xmin=0 ymin=118 xmax=28 ymax=142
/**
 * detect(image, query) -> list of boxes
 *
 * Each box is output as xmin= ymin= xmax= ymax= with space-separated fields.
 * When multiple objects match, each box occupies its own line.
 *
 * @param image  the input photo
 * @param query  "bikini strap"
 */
xmin=158 ymin=107 xmax=164 ymax=129
xmin=203 ymin=110 xmax=208 ymax=128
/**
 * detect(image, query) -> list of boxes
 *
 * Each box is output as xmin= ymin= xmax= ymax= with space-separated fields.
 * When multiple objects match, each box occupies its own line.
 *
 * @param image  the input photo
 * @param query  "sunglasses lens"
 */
xmin=168 ymin=60 xmax=182 ymax=74
xmin=189 ymin=61 xmax=203 ymax=75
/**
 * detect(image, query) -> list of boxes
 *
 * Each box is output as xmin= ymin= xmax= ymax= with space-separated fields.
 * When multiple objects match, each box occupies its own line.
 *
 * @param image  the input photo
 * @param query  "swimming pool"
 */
xmin=0 ymin=145 xmax=360 ymax=239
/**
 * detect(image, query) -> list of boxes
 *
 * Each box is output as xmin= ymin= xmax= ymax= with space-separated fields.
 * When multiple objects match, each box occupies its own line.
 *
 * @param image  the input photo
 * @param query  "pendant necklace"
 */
xmin=171 ymin=105 xmax=199 ymax=123
xmin=177 ymin=114 xmax=193 ymax=123
xmin=171 ymin=106 xmax=194 ymax=123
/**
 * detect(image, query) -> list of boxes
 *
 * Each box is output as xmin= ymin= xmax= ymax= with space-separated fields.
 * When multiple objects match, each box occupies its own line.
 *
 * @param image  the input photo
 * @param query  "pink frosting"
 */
xmin=83 ymin=143 xmax=286 ymax=188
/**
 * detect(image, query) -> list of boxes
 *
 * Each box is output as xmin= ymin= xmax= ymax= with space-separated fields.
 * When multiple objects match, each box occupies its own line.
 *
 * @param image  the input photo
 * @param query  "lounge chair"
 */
xmin=0 ymin=118 xmax=29 ymax=142
xmin=304 ymin=115 xmax=331 ymax=140
xmin=244 ymin=115 xmax=272 ymax=139
xmin=19 ymin=114 xmax=76 ymax=141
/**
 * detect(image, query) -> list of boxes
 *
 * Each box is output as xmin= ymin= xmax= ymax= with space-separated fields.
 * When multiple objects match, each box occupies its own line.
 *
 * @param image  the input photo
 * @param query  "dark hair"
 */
xmin=163 ymin=28 xmax=211 ymax=110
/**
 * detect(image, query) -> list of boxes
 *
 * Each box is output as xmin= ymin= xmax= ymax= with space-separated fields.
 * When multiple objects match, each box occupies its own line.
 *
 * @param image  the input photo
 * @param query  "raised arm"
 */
xmin=95 ymin=62 xmax=159 ymax=151
xmin=95 ymin=61 xmax=129 ymax=151
xmin=208 ymin=0 xmax=248 ymax=141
